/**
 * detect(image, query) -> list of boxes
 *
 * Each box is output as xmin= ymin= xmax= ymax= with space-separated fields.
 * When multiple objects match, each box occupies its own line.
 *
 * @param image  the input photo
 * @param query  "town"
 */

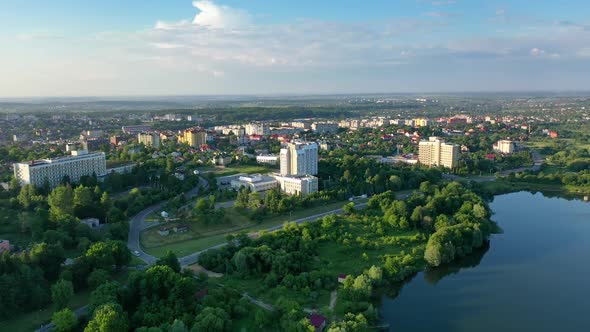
xmin=0 ymin=94 xmax=589 ymax=331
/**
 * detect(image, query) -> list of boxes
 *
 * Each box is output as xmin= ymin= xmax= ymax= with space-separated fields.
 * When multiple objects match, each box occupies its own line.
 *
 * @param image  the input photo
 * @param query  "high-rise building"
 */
xmin=280 ymin=141 xmax=318 ymax=176
xmin=418 ymin=137 xmax=460 ymax=169
xmin=493 ymin=140 xmax=514 ymax=154
xmin=13 ymin=150 xmax=107 ymax=188
xmin=137 ymin=132 xmax=161 ymax=148
xmin=179 ymin=128 xmax=207 ymax=148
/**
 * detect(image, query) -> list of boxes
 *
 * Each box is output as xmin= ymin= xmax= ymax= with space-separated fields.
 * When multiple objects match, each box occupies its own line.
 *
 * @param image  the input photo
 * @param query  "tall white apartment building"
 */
xmin=280 ymin=142 xmax=318 ymax=176
xmin=418 ymin=137 xmax=460 ymax=169
xmin=245 ymin=123 xmax=270 ymax=136
xmin=493 ymin=140 xmax=515 ymax=154
xmin=14 ymin=150 xmax=107 ymax=188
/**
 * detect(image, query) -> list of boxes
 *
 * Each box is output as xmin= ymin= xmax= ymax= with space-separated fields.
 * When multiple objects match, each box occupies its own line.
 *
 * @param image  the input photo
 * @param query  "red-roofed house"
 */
xmin=309 ymin=314 xmax=327 ymax=332
xmin=338 ymin=274 xmax=348 ymax=283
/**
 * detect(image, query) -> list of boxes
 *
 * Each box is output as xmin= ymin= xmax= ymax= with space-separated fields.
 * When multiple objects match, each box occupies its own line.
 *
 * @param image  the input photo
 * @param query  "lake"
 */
xmin=380 ymin=191 xmax=590 ymax=332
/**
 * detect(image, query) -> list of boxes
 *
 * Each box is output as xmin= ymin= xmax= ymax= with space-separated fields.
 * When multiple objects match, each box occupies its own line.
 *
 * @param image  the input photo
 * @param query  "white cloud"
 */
xmin=192 ymin=0 xmax=251 ymax=29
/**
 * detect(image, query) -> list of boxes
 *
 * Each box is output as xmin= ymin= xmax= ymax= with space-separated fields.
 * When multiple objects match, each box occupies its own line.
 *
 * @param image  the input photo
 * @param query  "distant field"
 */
xmin=141 ymin=200 xmax=362 ymax=258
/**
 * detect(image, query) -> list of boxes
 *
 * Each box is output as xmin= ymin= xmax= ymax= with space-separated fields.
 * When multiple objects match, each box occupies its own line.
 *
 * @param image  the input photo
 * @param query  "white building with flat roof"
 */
xmin=418 ymin=137 xmax=460 ymax=169
xmin=271 ymin=174 xmax=319 ymax=196
xmin=493 ymin=140 xmax=515 ymax=154
xmin=280 ymin=141 xmax=318 ymax=176
xmin=230 ymin=174 xmax=278 ymax=194
xmin=14 ymin=150 xmax=107 ymax=188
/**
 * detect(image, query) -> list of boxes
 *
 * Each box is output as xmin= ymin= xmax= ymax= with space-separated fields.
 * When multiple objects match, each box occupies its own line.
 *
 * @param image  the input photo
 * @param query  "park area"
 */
xmin=140 ymin=199 xmax=367 ymax=258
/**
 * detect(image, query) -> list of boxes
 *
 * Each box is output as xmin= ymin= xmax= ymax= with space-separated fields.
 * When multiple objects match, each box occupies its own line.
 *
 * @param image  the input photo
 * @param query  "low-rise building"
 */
xmin=271 ymin=174 xmax=319 ymax=196
xmin=231 ymin=174 xmax=279 ymax=194
xmin=256 ymin=155 xmax=279 ymax=166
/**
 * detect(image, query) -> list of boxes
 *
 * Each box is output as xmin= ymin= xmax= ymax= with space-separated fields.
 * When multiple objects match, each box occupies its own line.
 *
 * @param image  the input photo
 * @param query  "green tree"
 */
xmin=84 ymin=303 xmax=128 ymax=332
xmin=52 ymin=308 xmax=78 ymax=332
xmin=191 ymin=307 xmax=231 ymax=332
xmin=48 ymin=185 xmax=75 ymax=220
xmin=51 ymin=279 xmax=74 ymax=309
xmin=343 ymin=202 xmax=355 ymax=215
xmin=89 ymin=282 xmax=120 ymax=315
xmin=155 ymin=250 xmax=181 ymax=273
xmin=87 ymin=269 xmax=111 ymax=290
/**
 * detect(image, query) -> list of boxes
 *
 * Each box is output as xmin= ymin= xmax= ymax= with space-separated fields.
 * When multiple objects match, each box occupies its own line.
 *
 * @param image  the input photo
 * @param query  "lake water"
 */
xmin=380 ymin=191 xmax=590 ymax=332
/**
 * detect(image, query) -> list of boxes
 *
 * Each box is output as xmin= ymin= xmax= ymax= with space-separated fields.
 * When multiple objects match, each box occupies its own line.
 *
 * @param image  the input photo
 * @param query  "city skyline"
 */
xmin=2 ymin=0 xmax=590 ymax=97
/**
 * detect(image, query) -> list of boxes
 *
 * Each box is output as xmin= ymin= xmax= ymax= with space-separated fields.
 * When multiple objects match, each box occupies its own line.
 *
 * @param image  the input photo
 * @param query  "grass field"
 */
xmin=141 ymin=200 xmax=365 ymax=258
xmin=196 ymin=165 xmax=275 ymax=177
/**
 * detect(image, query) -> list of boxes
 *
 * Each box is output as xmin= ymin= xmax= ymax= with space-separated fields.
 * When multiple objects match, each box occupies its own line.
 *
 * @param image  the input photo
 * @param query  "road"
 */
xmin=127 ymin=176 xmax=209 ymax=265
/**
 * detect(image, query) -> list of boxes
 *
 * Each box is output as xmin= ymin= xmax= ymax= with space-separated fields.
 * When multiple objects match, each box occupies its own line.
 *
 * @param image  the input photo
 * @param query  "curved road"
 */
xmin=127 ymin=176 xmax=209 ymax=265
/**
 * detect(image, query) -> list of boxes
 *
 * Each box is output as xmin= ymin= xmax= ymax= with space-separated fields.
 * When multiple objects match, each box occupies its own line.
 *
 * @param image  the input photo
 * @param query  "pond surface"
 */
xmin=380 ymin=191 xmax=590 ymax=332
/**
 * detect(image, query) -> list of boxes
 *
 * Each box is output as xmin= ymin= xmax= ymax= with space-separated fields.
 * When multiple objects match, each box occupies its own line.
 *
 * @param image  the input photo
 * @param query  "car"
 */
xmin=133 ymin=250 xmax=141 ymax=257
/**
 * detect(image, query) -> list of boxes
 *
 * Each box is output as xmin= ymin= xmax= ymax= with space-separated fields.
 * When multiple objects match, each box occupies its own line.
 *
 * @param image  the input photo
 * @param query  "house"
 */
xmin=0 ymin=240 xmax=10 ymax=254
xmin=158 ymin=227 xmax=170 ymax=236
xmin=338 ymin=274 xmax=348 ymax=283
xmin=308 ymin=314 xmax=327 ymax=332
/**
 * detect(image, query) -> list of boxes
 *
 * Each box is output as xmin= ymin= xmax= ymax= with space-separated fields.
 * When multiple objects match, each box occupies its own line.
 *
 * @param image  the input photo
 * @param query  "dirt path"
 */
xmin=329 ymin=290 xmax=337 ymax=311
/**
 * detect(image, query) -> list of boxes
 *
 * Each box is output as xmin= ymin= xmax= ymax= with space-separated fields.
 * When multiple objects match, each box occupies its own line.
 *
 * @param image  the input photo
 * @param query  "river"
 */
xmin=380 ymin=191 xmax=590 ymax=332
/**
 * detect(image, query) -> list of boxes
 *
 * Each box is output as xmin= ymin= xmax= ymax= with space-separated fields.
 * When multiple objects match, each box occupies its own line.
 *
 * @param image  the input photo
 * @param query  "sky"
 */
xmin=1 ymin=0 xmax=590 ymax=97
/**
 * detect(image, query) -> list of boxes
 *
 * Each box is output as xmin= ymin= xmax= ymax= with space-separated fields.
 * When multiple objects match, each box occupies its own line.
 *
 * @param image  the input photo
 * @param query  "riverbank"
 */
xmin=476 ymin=179 xmax=590 ymax=197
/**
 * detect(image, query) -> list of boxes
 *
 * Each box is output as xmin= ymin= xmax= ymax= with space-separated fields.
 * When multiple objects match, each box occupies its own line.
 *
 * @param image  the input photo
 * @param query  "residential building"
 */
xmin=179 ymin=128 xmax=207 ymax=148
xmin=81 ymin=137 xmax=109 ymax=151
xmin=414 ymin=118 xmax=431 ymax=127
xmin=311 ymin=122 xmax=339 ymax=134
xmin=256 ymin=155 xmax=279 ymax=165
xmin=137 ymin=132 xmax=161 ymax=148
xmin=13 ymin=150 xmax=107 ymax=188
xmin=280 ymin=141 xmax=318 ymax=176
xmin=159 ymin=131 xmax=177 ymax=142
xmin=110 ymin=135 xmax=124 ymax=145
xmin=493 ymin=140 xmax=515 ymax=154
xmin=245 ymin=123 xmax=270 ymax=136
xmin=418 ymin=137 xmax=460 ymax=169
xmin=271 ymin=174 xmax=319 ymax=196
xmin=122 ymin=125 xmax=152 ymax=134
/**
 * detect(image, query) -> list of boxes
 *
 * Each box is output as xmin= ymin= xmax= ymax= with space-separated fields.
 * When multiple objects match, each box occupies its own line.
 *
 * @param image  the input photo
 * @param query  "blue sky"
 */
xmin=1 ymin=0 xmax=590 ymax=97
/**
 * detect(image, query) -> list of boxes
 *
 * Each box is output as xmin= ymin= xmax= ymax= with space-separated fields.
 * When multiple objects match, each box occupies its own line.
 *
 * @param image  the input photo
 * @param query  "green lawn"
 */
xmin=210 ymin=165 xmax=274 ymax=177
xmin=141 ymin=200 xmax=365 ymax=258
